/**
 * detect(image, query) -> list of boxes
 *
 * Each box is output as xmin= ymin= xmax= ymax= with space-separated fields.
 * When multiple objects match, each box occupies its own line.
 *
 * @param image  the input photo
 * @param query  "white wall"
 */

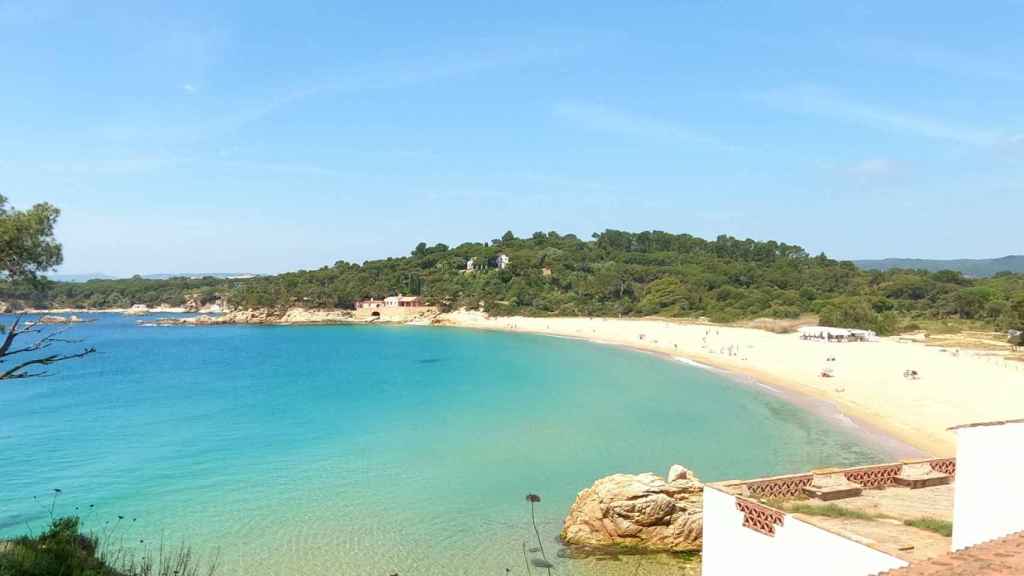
xmin=952 ymin=421 xmax=1024 ymax=550
xmin=702 ymin=487 xmax=907 ymax=576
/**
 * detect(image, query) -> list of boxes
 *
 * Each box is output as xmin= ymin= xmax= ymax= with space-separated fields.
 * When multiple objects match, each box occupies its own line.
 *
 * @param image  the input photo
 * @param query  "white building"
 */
xmin=496 ymin=253 xmax=510 ymax=270
xmin=465 ymin=257 xmax=476 ymax=272
xmin=382 ymin=295 xmax=424 ymax=308
xmin=702 ymin=487 xmax=907 ymax=576
xmin=702 ymin=418 xmax=1024 ymax=576
xmin=949 ymin=419 xmax=1024 ymax=551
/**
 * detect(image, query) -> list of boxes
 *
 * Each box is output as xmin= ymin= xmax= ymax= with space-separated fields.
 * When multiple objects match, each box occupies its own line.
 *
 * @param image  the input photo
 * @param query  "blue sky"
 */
xmin=2 ymin=1 xmax=1021 ymax=275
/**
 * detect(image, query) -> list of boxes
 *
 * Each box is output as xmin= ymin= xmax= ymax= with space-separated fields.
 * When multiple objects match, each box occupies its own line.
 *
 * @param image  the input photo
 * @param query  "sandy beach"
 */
xmin=437 ymin=311 xmax=1024 ymax=457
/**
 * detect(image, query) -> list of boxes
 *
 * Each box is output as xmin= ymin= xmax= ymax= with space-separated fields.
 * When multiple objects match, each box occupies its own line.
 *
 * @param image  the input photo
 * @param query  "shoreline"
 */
xmin=13 ymin=307 xmax=1023 ymax=456
xmin=433 ymin=312 xmax=1024 ymax=457
xmin=701 ymin=362 xmax=929 ymax=461
xmin=446 ymin=321 xmax=928 ymax=461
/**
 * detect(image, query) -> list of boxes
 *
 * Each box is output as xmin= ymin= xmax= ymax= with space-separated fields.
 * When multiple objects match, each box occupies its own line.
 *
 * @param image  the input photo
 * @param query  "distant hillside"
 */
xmin=3 ymin=230 xmax=1021 ymax=335
xmin=136 ymin=272 xmax=261 ymax=280
xmin=48 ymin=273 xmax=117 ymax=282
xmin=50 ymin=272 xmax=260 ymax=282
xmin=855 ymin=256 xmax=1024 ymax=278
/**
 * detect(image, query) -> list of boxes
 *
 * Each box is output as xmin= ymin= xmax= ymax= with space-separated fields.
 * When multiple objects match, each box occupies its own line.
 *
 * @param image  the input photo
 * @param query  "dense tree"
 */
xmin=2 ymin=229 xmax=1023 ymax=336
xmin=0 ymin=195 xmax=63 ymax=280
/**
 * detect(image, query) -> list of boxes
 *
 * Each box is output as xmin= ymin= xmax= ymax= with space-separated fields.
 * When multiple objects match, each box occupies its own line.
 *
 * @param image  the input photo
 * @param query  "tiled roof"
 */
xmin=878 ymin=531 xmax=1024 ymax=575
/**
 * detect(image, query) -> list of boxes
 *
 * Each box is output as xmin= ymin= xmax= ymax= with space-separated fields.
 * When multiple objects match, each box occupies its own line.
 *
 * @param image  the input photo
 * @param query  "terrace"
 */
xmin=703 ymin=458 xmax=958 ymax=575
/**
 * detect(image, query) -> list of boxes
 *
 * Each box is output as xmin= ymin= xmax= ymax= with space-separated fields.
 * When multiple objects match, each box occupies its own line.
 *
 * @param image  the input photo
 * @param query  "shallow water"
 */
xmin=0 ymin=314 xmax=885 ymax=575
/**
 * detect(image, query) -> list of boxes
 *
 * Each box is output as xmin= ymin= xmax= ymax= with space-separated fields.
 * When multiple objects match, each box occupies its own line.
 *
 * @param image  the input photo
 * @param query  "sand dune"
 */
xmin=438 ymin=311 xmax=1024 ymax=457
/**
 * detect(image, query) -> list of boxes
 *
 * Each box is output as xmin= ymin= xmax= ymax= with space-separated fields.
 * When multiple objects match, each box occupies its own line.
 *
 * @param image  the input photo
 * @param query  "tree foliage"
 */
xmin=0 ymin=195 xmax=63 ymax=281
xmin=0 ymin=196 xmax=94 ymax=380
xmin=3 ymin=229 xmax=1023 ymax=336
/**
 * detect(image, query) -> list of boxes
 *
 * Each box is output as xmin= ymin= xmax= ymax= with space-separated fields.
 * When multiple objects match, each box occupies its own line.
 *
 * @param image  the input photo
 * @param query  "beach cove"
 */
xmin=436 ymin=312 xmax=1024 ymax=456
xmin=0 ymin=313 xmax=896 ymax=575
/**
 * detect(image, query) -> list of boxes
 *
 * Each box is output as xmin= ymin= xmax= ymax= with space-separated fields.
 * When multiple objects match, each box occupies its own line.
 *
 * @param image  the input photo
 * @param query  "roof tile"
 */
xmin=877 ymin=531 xmax=1024 ymax=575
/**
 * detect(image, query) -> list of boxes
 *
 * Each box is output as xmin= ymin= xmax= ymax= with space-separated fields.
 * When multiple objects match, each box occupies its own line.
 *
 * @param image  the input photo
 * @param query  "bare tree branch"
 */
xmin=0 ymin=347 xmax=96 ymax=380
xmin=0 ymin=314 xmax=23 ymax=356
xmin=0 ymin=314 xmax=96 ymax=380
xmin=2 ymin=327 xmax=85 ymax=358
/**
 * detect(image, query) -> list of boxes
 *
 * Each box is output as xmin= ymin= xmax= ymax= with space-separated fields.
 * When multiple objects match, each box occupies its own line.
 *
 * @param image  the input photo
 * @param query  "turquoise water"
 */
xmin=0 ymin=314 xmax=885 ymax=575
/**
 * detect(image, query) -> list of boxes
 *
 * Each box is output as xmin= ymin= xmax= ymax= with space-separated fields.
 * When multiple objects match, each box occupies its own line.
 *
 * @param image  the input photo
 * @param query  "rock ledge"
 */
xmin=561 ymin=465 xmax=703 ymax=553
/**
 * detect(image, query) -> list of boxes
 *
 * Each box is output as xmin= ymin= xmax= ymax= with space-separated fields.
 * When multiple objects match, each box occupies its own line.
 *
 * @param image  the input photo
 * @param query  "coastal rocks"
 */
xmin=142 ymin=310 xmax=269 ymax=326
xmin=142 ymin=315 xmax=222 ymax=326
xmin=141 ymin=308 xmax=359 ymax=326
xmin=215 ymin=308 xmax=353 ymax=324
xmin=561 ymin=465 xmax=703 ymax=553
xmin=122 ymin=304 xmax=190 ymax=315
xmin=37 ymin=315 xmax=89 ymax=324
xmin=219 ymin=309 xmax=275 ymax=324
xmin=278 ymin=308 xmax=354 ymax=324
xmin=139 ymin=307 xmax=439 ymax=327
xmin=183 ymin=294 xmax=225 ymax=313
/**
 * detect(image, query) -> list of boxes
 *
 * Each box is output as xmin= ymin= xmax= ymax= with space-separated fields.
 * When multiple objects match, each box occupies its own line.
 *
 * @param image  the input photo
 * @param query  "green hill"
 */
xmin=855 ymin=256 xmax=1024 ymax=278
xmin=3 ymin=230 xmax=1023 ymax=335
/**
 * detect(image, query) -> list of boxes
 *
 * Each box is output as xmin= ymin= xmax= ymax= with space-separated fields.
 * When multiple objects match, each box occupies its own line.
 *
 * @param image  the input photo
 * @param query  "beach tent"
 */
xmin=798 ymin=326 xmax=878 ymax=342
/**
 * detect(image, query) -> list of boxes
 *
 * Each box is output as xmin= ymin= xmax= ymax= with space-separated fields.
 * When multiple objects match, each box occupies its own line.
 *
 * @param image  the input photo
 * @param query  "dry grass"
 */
xmin=778 ymin=503 xmax=953 ymax=538
xmin=898 ymin=324 xmax=1020 ymax=356
xmin=782 ymin=502 xmax=881 ymax=521
xmin=904 ymin=517 xmax=953 ymax=537
xmin=734 ymin=315 xmax=818 ymax=334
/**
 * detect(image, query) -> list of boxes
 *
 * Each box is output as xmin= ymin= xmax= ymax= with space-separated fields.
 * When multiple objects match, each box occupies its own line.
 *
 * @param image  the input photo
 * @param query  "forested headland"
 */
xmin=2 ymin=230 xmax=1022 ymax=335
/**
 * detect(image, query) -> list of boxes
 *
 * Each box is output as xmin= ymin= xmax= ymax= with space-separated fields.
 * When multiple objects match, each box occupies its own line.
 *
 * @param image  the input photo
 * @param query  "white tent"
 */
xmin=798 ymin=326 xmax=878 ymax=342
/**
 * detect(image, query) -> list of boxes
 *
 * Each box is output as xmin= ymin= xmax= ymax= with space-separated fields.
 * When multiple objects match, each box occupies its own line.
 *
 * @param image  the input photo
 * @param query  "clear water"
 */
xmin=0 ymin=314 xmax=885 ymax=575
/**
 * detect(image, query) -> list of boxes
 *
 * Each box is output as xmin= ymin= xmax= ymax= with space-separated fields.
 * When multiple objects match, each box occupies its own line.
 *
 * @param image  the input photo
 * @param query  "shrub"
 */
xmin=0 ymin=517 xmax=112 ymax=576
xmin=0 ymin=516 xmax=216 ymax=576
xmin=768 ymin=305 xmax=801 ymax=319
xmin=781 ymin=502 xmax=878 ymax=521
xmin=904 ymin=517 xmax=953 ymax=537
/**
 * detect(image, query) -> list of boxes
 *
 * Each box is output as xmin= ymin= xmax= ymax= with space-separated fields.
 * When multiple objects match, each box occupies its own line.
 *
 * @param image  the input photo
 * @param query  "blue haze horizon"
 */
xmin=0 ymin=315 xmax=885 ymax=574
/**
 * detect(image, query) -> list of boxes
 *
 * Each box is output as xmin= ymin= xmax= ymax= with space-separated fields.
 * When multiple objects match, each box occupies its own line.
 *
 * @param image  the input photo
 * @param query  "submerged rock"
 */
xmin=561 ymin=465 xmax=703 ymax=553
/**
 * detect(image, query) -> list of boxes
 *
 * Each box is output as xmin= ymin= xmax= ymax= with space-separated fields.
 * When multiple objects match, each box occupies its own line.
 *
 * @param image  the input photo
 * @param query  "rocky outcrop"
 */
xmin=37 ymin=315 xmax=90 ymax=324
xmin=183 ymin=294 xmax=225 ymax=313
xmin=561 ymin=465 xmax=703 ymax=553
xmin=140 ymin=306 xmax=444 ymax=327
xmin=141 ymin=308 xmax=360 ymax=326
xmin=142 ymin=309 xmax=274 ymax=326
xmin=278 ymin=308 xmax=354 ymax=324
xmin=213 ymin=308 xmax=356 ymax=324
xmin=218 ymin=309 xmax=277 ymax=324
xmin=183 ymin=294 xmax=201 ymax=312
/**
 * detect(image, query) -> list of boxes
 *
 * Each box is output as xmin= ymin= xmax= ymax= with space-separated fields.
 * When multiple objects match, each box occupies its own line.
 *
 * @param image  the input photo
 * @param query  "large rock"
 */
xmin=561 ymin=465 xmax=703 ymax=552
xmin=278 ymin=308 xmax=354 ymax=324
